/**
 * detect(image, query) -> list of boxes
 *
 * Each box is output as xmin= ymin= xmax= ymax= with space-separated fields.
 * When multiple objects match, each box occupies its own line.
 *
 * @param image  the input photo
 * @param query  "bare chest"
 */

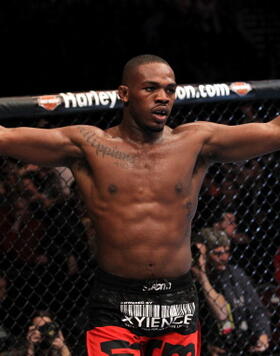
xmin=84 ymin=139 xmax=204 ymax=200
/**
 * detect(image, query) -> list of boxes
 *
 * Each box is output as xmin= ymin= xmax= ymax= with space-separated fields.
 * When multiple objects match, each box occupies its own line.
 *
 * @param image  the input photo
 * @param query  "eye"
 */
xmin=166 ymin=87 xmax=176 ymax=94
xmin=145 ymin=86 xmax=155 ymax=92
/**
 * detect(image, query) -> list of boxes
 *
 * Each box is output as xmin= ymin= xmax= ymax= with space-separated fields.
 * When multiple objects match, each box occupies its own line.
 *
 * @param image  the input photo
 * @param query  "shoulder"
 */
xmin=172 ymin=121 xmax=220 ymax=137
xmin=60 ymin=124 xmax=104 ymax=137
xmin=59 ymin=125 xmax=108 ymax=144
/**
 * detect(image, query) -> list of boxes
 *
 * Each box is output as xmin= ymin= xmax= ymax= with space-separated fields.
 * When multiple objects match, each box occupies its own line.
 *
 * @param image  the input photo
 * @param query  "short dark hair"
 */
xmin=31 ymin=310 xmax=54 ymax=323
xmin=122 ymin=54 xmax=170 ymax=84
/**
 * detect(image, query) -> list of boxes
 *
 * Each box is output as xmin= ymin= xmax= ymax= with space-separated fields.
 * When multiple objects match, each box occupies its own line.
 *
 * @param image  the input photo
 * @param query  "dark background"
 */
xmin=1 ymin=0 xmax=280 ymax=98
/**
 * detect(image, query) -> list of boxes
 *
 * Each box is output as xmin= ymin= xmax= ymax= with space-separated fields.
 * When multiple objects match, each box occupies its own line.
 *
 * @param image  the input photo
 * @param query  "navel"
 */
xmin=175 ymin=183 xmax=183 ymax=194
xmin=108 ymin=184 xmax=118 ymax=194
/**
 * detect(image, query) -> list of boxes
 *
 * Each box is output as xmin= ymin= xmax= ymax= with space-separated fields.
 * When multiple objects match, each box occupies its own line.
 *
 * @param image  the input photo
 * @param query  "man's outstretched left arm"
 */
xmin=201 ymin=116 xmax=280 ymax=163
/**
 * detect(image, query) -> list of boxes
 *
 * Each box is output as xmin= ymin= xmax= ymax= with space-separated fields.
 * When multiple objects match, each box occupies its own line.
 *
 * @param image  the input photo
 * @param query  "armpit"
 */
xmin=69 ymin=156 xmax=92 ymax=175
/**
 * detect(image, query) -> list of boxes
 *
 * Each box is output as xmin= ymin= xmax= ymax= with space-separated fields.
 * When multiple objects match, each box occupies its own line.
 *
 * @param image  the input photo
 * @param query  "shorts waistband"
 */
xmin=94 ymin=268 xmax=193 ymax=292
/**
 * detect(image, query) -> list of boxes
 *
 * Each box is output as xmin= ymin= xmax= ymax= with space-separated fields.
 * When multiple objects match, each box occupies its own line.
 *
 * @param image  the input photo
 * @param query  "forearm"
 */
xmin=204 ymin=118 xmax=280 ymax=163
xmin=52 ymin=334 xmax=72 ymax=356
xmin=198 ymin=272 xmax=228 ymax=321
xmin=26 ymin=343 xmax=35 ymax=356
xmin=60 ymin=344 xmax=71 ymax=356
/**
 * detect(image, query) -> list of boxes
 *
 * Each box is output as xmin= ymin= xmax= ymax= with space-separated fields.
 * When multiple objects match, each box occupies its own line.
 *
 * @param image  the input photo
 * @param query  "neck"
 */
xmin=119 ymin=118 xmax=165 ymax=145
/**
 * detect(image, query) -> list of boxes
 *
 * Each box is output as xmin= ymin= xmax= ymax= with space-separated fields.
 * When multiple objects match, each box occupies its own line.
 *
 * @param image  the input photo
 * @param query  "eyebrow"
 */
xmin=142 ymin=81 xmax=177 ymax=87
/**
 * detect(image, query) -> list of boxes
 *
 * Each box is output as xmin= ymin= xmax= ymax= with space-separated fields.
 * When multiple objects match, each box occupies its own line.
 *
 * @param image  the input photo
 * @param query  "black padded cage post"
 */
xmin=0 ymin=80 xmax=279 ymax=355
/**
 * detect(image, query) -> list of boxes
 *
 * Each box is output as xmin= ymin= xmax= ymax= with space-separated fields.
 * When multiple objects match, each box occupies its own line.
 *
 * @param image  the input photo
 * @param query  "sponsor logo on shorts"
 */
xmin=120 ymin=301 xmax=196 ymax=331
xmin=229 ymin=81 xmax=252 ymax=96
xmin=38 ymin=95 xmax=62 ymax=111
xmin=143 ymin=282 xmax=172 ymax=291
xmin=122 ymin=314 xmax=194 ymax=330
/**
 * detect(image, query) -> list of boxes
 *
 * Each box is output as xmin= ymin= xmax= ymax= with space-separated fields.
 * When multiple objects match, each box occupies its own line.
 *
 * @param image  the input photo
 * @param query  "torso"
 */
xmin=70 ymin=124 xmax=210 ymax=279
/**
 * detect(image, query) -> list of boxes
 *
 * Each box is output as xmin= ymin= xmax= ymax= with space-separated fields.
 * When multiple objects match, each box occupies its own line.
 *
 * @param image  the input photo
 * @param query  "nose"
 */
xmin=155 ymin=88 xmax=169 ymax=103
xmin=220 ymin=253 xmax=230 ymax=263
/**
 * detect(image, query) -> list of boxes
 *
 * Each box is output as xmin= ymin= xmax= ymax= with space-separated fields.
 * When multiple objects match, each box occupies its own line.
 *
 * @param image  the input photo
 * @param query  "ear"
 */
xmin=118 ymin=85 xmax=129 ymax=103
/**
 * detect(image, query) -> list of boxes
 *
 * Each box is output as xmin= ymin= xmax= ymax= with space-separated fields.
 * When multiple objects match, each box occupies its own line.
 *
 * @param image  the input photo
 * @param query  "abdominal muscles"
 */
xmin=93 ymin=199 xmax=193 ymax=279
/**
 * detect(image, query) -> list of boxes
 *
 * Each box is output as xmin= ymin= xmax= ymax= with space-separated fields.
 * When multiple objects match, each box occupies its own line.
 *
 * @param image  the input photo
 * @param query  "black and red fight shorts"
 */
xmin=86 ymin=268 xmax=201 ymax=355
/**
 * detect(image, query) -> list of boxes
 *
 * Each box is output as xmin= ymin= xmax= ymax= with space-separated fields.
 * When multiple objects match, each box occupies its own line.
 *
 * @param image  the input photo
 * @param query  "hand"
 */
xmin=52 ymin=331 xmax=65 ymax=349
xmin=52 ymin=331 xmax=71 ymax=355
xmin=26 ymin=325 xmax=41 ymax=355
xmin=26 ymin=325 xmax=41 ymax=344
xmin=207 ymin=344 xmax=226 ymax=355
xmin=191 ymin=243 xmax=207 ymax=280
xmin=249 ymin=334 xmax=269 ymax=353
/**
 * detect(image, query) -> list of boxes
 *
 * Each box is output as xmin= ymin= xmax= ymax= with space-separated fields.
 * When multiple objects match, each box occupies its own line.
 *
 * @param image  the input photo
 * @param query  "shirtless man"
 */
xmin=0 ymin=54 xmax=280 ymax=356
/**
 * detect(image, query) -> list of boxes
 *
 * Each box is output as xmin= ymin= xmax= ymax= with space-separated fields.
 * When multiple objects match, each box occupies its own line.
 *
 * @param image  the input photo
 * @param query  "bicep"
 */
xmin=0 ymin=126 xmax=83 ymax=166
xmin=202 ymin=121 xmax=280 ymax=163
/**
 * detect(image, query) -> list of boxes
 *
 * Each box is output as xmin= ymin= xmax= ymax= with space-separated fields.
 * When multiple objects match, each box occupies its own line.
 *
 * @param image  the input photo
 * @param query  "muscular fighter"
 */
xmin=1 ymin=54 xmax=280 ymax=356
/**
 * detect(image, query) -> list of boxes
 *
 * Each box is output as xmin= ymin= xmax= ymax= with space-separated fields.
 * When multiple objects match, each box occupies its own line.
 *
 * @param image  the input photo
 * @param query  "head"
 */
xmin=31 ymin=310 xmax=53 ymax=329
xmin=195 ymin=228 xmax=231 ymax=271
xmin=218 ymin=212 xmax=236 ymax=228
xmin=118 ymin=54 xmax=177 ymax=134
xmin=30 ymin=310 xmax=59 ymax=348
xmin=208 ymin=245 xmax=231 ymax=271
xmin=215 ymin=212 xmax=237 ymax=237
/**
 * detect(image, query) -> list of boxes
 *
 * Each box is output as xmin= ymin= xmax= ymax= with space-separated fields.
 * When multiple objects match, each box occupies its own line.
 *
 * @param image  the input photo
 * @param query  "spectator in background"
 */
xmin=260 ymin=247 xmax=280 ymax=353
xmin=212 ymin=210 xmax=251 ymax=273
xmin=2 ymin=310 xmax=72 ymax=356
xmin=213 ymin=211 xmax=250 ymax=245
xmin=25 ymin=310 xmax=71 ymax=356
xmin=273 ymin=247 xmax=280 ymax=284
xmin=192 ymin=228 xmax=271 ymax=355
xmin=20 ymin=169 xmax=92 ymax=328
xmin=2 ymin=195 xmax=45 ymax=268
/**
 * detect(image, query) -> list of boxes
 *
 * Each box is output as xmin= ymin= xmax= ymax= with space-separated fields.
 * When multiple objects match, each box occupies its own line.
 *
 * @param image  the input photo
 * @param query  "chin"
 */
xmin=146 ymin=122 xmax=166 ymax=132
xmin=149 ymin=125 xmax=165 ymax=132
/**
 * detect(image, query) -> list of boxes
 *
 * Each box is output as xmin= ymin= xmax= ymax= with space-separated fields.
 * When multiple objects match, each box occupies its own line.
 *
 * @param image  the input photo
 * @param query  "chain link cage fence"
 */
xmin=0 ymin=81 xmax=279 ymax=355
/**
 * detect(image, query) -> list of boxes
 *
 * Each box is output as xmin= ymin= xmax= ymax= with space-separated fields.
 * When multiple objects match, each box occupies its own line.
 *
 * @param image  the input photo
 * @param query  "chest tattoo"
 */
xmin=79 ymin=127 xmax=137 ymax=165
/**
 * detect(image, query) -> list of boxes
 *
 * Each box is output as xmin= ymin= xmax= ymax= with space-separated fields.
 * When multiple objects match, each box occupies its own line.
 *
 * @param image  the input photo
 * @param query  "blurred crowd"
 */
xmin=0 ymin=160 xmax=96 ymax=354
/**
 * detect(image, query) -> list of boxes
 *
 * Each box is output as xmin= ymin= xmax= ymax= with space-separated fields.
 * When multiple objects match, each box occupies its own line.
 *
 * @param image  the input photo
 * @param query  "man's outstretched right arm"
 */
xmin=0 ymin=125 xmax=83 ymax=167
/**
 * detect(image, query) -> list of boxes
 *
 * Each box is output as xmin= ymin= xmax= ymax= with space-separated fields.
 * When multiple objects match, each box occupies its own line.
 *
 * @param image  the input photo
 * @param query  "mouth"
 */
xmin=151 ymin=109 xmax=169 ymax=122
